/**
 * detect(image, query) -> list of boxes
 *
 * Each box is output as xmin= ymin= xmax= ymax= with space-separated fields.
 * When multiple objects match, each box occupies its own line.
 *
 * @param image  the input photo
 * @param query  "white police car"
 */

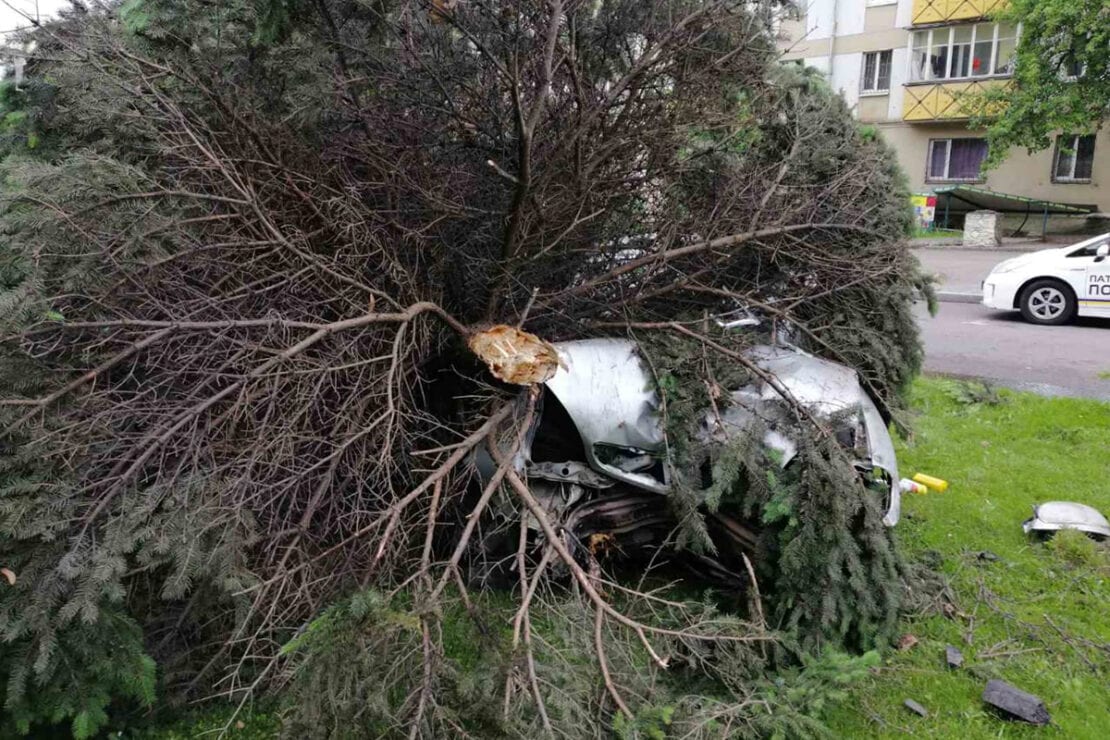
xmin=982 ymin=233 xmax=1110 ymax=325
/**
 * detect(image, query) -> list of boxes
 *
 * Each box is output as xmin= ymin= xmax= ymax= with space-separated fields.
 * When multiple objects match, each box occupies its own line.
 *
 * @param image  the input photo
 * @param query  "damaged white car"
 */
xmin=473 ymin=338 xmax=901 ymax=580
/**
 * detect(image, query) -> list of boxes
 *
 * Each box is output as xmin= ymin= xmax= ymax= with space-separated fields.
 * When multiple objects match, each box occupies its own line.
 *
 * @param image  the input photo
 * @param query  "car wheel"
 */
xmin=1019 ymin=279 xmax=1075 ymax=325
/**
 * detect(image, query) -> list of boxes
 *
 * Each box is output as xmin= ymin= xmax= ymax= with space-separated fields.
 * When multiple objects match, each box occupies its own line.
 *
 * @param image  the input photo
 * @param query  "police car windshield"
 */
xmin=1066 ymin=233 xmax=1110 ymax=258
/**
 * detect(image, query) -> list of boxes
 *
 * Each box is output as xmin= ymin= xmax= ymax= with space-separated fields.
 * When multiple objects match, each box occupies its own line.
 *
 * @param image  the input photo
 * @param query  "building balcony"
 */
xmin=911 ymin=0 xmax=1008 ymax=26
xmin=902 ymin=79 xmax=1008 ymax=122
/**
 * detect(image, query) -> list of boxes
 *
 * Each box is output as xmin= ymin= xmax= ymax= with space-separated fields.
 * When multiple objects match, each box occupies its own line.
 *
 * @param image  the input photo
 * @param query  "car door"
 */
xmin=1076 ymin=238 xmax=1110 ymax=318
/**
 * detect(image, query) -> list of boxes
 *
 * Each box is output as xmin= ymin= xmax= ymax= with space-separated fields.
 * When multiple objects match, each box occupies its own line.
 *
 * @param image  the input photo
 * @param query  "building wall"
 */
xmin=777 ymin=0 xmax=1108 ymax=216
xmin=877 ymin=124 xmax=1108 ymax=207
xmin=781 ymin=3 xmax=911 ymax=112
xmin=858 ymin=94 xmax=889 ymax=123
xmin=864 ymin=3 xmax=899 ymax=33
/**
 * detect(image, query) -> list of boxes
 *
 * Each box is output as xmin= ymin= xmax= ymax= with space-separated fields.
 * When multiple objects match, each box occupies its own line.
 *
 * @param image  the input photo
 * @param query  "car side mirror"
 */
xmin=1096 ymin=244 xmax=1110 ymax=263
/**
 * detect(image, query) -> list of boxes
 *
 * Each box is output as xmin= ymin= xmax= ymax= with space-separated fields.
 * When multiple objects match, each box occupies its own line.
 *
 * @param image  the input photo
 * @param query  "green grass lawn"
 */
xmin=911 ymin=227 xmax=963 ymax=240
xmin=826 ymin=378 xmax=1110 ymax=738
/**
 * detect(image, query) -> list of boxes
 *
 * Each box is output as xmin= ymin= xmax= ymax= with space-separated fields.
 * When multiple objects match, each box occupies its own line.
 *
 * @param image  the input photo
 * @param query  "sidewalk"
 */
xmin=913 ymin=245 xmax=1041 ymax=303
xmin=911 ymin=235 xmax=1044 ymax=250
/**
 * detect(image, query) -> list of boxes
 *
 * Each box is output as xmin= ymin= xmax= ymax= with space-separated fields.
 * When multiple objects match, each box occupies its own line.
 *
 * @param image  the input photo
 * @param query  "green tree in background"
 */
xmin=980 ymin=0 xmax=1109 ymax=166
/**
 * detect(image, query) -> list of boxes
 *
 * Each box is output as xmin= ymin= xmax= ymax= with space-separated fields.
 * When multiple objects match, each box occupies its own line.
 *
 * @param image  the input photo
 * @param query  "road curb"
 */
xmin=936 ymin=291 xmax=981 ymax=304
xmin=914 ymin=244 xmax=1041 ymax=253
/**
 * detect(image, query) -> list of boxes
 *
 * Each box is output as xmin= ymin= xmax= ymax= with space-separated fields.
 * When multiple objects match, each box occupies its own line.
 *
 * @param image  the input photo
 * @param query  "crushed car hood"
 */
xmin=544 ymin=339 xmax=667 ymax=492
xmin=544 ymin=339 xmax=901 ymax=525
xmin=741 ymin=345 xmax=899 ymax=483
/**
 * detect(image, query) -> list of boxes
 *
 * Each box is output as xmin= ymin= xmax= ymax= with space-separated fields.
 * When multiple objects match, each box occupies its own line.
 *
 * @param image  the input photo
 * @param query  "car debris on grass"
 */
xmin=903 ymin=698 xmax=929 ymax=718
xmin=1023 ymin=501 xmax=1110 ymax=539
xmin=981 ymin=680 xmax=1052 ymax=726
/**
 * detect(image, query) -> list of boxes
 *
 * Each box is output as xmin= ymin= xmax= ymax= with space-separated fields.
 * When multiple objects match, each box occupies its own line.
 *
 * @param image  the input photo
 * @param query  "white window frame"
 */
xmin=1052 ymin=134 xmax=1096 ymax=183
xmin=908 ymin=22 xmax=1021 ymax=83
xmin=926 ymin=138 xmax=988 ymax=183
xmin=860 ymin=50 xmax=893 ymax=95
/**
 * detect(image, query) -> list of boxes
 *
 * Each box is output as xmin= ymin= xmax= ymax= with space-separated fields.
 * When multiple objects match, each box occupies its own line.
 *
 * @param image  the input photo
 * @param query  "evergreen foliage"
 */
xmin=647 ymin=342 xmax=904 ymax=651
xmin=976 ymin=0 xmax=1110 ymax=164
xmin=0 ymin=0 xmax=926 ymax=734
xmin=0 ymin=606 xmax=155 ymax=738
xmin=281 ymin=586 xmax=880 ymax=738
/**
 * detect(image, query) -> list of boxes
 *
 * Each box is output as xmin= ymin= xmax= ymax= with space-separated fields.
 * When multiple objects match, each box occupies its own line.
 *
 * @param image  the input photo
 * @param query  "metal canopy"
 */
xmin=932 ymin=185 xmax=1097 ymax=215
xmin=930 ymin=185 xmax=1098 ymax=237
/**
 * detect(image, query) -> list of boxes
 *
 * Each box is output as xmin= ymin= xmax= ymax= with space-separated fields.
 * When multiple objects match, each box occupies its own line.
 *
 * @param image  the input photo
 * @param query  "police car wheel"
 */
xmin=1019 ymin=279 xmax=1075 ymax=326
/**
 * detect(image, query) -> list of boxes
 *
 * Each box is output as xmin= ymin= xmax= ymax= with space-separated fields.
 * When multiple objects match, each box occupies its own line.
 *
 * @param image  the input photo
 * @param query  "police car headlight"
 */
xmin=990 ymin=261 xmax=1022 ymax=274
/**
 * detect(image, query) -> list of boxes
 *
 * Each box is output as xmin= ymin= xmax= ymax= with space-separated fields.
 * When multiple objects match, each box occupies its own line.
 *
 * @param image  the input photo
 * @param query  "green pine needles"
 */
xmin=0 ymin=0 xmax=927 ymax=735
xmin=280 ymin=586 xmax=882 ymax=739
xmin=0 ymin=607 xmax=155 ymax=738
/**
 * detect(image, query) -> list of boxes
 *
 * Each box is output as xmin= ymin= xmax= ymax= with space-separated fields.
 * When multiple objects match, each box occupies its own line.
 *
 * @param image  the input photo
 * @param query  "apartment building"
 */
xmin=780 ymin=0 xmax=1107 ymax=229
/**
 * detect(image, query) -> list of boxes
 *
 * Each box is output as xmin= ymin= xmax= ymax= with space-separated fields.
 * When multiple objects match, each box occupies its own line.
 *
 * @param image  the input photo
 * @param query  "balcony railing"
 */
xmin=911 ymin=0 xmax=1008 ymax=26
xmin=902 ymin=79 xmax=1008 ymax=122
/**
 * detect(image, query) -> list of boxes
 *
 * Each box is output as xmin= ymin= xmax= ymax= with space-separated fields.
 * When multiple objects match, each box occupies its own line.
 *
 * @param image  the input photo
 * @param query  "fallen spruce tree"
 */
xmin=0 ymin=1 xmax=930 ymax=736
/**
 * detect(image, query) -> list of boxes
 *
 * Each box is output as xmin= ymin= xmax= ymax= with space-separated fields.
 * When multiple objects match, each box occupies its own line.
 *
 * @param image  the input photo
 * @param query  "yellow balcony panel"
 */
xmin=911 ymin=0 xmax=1008 ymax=26
xmin=902 ymin=79 xmax=1009 ymax=122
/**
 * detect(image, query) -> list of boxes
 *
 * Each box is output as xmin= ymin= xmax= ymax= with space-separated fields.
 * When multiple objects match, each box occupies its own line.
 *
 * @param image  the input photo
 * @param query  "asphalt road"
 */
xmin=916 ymin=301 xmax=1110 ymax=401
xmin=914 ymin=246 xmax=1036 ymax=297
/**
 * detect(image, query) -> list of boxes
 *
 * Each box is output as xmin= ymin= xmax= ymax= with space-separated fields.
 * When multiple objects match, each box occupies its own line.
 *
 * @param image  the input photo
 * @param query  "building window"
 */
xmin=861 ymin=50 xmax=893 ymax=93
xmin=1053 ymin=134 xmax=1096 ymax=182
xmin=910 ymin=22 xmax=1019 ymax=82
xmin=927 ymin=138 xmax=988 ymax=182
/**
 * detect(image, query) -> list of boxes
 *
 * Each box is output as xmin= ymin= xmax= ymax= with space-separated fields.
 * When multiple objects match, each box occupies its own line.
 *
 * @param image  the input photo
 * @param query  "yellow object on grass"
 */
xmin=912 ymin=473 xmax=949 ymax=492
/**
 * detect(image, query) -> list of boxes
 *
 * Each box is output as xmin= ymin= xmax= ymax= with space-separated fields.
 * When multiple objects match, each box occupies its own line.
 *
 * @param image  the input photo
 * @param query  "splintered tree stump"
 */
xmin=468 ymin=325 xmax=562 ymax=385
xmin=981 ymin=680 xmax=1051 ymax=725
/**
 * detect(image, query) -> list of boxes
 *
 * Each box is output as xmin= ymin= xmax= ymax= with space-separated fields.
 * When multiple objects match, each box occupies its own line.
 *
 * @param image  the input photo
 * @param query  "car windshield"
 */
xmin=1066 ymin=233 xmax=1110 ymax=258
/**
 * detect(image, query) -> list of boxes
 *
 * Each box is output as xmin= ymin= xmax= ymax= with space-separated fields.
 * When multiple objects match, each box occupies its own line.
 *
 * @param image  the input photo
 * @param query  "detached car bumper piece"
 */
xmin=1023 ymin=501 xmax=1110 ymax=539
